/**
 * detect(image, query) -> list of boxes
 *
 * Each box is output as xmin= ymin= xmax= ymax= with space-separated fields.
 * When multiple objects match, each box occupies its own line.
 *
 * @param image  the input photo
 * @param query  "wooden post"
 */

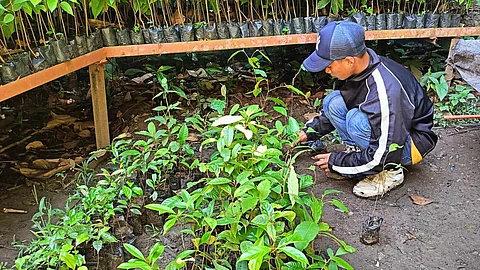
xmin=89 ymin=61 xmax=110 ymax=149
xmin=445 ymin=38 xmax=460 ymax=85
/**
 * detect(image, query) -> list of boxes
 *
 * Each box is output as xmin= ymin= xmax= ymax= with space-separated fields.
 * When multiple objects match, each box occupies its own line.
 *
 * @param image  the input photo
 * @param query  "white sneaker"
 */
xmin=353 ymin=168 xmax=404 ymax=198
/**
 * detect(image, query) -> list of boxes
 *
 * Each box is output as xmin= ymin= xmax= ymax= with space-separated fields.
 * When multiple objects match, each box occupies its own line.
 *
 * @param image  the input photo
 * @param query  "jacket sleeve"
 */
xmin=302 ymin=112 xmax=336 ymax=141
xmin=327 ymin=69 xmax=412 ymax=179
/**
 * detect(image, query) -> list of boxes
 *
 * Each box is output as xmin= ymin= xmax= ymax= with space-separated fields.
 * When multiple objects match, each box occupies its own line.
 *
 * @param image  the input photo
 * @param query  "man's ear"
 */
xmin=344 ymin=56 xmax=355 ymax=66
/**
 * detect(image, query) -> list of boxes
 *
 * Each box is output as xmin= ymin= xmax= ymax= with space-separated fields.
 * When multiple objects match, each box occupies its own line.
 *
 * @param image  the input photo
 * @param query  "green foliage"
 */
xmin=144 ymin=103 xmax=355 ymax=269
xmin=420 ymin=69 xmax=449 ymax=101
xmin=435 ymin=84 xmax=480 ymax=126
xmin=118 ymin=243 xmax=165 ymax=270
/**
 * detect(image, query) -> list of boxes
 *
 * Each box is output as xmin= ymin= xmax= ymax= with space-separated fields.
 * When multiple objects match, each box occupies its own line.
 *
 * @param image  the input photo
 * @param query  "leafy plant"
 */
xmin=118 ymin=243 xmax=165 ymax=270
xmin=420 ymin=69 xmax=449 ymax=101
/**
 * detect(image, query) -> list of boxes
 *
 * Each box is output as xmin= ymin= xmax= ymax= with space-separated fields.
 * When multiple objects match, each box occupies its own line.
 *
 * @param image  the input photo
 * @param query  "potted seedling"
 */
xmin=272 ymin=0 xmax=287 ymax=35
xmin=216 ymin=0 xmax=231 ymax=39
xmin=246 ymin=0 xmax=262 ymax=37
xmin=260 ymin=0 xmax=274 ymax=36
xmin=161 ymin=0 xmax=180 ymax=43
xmin=226 ymin=0 xmax=242 ymax=38
xmin=402 ymin=0 xmax=417 ymax=29
xmin=290 ymin=0 xmax=306 ymax=34
xmin=129 ymin=0 xmax=146 ymax=45
xmin=364 ymin=3 xmax=376 ymax=30
xmin=425 ymin=0 xmax=440 ymax=28
xmin=177 ymin=0 xmax=195 ymax=42
xmin=311 ymin=0 xmax=327 ymax=33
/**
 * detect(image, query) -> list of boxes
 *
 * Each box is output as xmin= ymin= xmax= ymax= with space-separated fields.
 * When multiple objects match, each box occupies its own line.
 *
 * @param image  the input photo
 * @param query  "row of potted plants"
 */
xmin=0 ymin=10 xmax=467 ymax=85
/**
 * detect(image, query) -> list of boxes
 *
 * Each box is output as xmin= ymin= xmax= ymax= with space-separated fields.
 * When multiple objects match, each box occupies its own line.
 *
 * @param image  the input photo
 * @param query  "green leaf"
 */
xmin=331 ymin=256 xmax=354 ymax=270
xmin=251 ymin=214 xmax=269 ymax=226
xmin=92 ymin=240 xmax=103 ymax=252
xmin=211 ymin=99 xmax=227 ymax=114
xmin=286 ymin=85 xmax=308 ymax=99
xmin=254 ymin=69 xmax=267 ymax=77
xmin=60 ymin=2 xmax=73 ymax=15
xmin=75 ymin=233 xmax=89 ymax=246
xmin=279 ymin=246 xmax=309 ymax=264
xmin=178 ymin=124 xmax=188 ymax=143
xmin=323 ymin=189 xmax=342 ymax=196
xmin=147 ymin=243 xmax=165 ymax=264
xmin=212 ymin=115 xmax=243 ymax=126
xmin=241 ymin=197 xmax=259 ymax=213
xmin=273 ymin=211 xmax=296 ymax=222
xmin=3 ymin=14 xmax=14 ymax=24
xmin=311 ymin=196 xmax=323 ymax=223
xmin=317 ymin=0 xmax=331 ymax=9
xmin=60 ymin=253 xmax=76 ymax=269
xmin=238 ymin=245 xmax=271 ymax=261
xmin=331 ymin=199 xmax=349 ymax=213
xmin=388 ymin=143 xmax=404 ymax=152
xmin=288 ymin=165 xmax=299 ymax=206
xmin=257 ymin=179 xmax=271 ymax=200
xmin=266 ymin=97 xmax=287 ymax=107
xmin=294 ymin=221 xmax=321 ymax=251
xmin=163 ymin=216 xmax=178 ymax=234
xmin=46 ymin=0 xmax=58 ymax=11
xmin=204 ymin=217 xmax=217 ymax=230
xmin=123 ymin=243 xmax=145 ymax=260
xmin=208 ymin=177 xmax=231 ymax=185
xmin=124 ymin=68 xmax=145 ymax=76
xmin=228 ymin=49 xmax=245 ymax=62
xmin=145 ymin=204 xmax=175 ymax=214
xmin=273 ymin=106 xmax=288 ymax=117
xmin=118 ymin=261 xmax=151 ymax=270
xmin=436 ymin=75 xmax=449 ymax=101
xmin=328 ymin=261 xmax=339 ymax=270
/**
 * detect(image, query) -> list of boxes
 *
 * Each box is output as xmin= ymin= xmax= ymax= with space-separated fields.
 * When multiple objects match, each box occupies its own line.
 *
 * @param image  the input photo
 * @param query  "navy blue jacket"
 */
xmin=304 ymin=49 xmax=437 ymax=178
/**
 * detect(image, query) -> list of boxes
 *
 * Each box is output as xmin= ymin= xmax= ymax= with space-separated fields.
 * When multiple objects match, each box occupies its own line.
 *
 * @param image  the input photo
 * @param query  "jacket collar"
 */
xmin=347 ymin=48 xmax=381 ymax=82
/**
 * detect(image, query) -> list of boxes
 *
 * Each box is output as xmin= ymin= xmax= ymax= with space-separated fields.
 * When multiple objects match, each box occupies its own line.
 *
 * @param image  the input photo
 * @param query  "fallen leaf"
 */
xmin=123 ymin=91 xmax=132 ymax=102
xmin=26 ymin=141 xmax=45 ymax=150
xmin=43 ymin=113 xmax=77 ymax=130
xmin=131 ymin=73 xmax=154 ymax=84
xmin=64 ymin=140 xmax=80 ymax=149
xmin=310 ymin=91 xmax=324 ymax=99
xmin=303 ymin=112 xmax=320 ymax=121
xmin=16 ymin=158 xmax=75 ymax=179
xmin=186 ymin=133 xmax=199 ymax=142
xmin=92 ymin=149 xmax=107 ymax=158
xmin=300 ymin=100 xmax=309 ymax=105
xmin=406 ymin=232 xmax=417 ymax=240
xmin=78 ymin=130 xmax=91 ymax=138
xmin=409 ymin=194 xmax=433 ymax=206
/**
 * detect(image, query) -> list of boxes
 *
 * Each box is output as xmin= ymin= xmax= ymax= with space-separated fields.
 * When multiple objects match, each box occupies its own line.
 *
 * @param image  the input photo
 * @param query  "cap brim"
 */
xmin=302 ymin=51 xmax=332 ymax=73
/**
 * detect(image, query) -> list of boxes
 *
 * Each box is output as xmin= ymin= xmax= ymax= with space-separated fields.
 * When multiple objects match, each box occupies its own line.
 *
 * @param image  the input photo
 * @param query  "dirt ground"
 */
xmin=1 ymin=125 xmax=478 ymax=269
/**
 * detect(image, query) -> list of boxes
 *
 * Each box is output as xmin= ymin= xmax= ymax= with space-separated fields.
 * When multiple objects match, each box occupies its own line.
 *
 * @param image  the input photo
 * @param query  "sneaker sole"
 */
xmin=352 ymin=181 xmax=404 ymax=199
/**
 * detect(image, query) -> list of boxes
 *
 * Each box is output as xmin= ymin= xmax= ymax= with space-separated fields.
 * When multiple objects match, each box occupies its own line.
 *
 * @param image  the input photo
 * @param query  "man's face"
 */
xmin=325 ymin=58 xmax=355 ymax=80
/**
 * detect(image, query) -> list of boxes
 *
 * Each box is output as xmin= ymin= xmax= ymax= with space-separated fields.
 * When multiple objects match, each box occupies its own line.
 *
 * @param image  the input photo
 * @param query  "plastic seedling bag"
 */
xmin=396 ymin=13 xmax=404 ymax=29
xmin=87 ymin=30 xmax=103 ymax=51
xmin=273 ymin=19 xmax=285 ymax=35
xmin=313 ymin=17 xmax=327 ymax=32
xmin=352 ymin=13 xmax=366 ymax=27
xmin=164 ymin=25 xmax=180 ymax=43
xmin=439 ymin=13 xmax=451 ymax=28
xmin=425 ymin=13 xmax=440 ymax=28
xmin=415 ymin=14 xmax=426 ymax=28
xmin=13 ymin=53 xmax=32 ymax=77
xmin=142 ymin=28 xmax=152 ymax=43
xmin=75 ymin=35 xmax=88 ymax=55
xmin=68 ymin=39 xmax=78 ymax=59
xmin=194 ymin=23 xmax=206 ymax=40
xmin=403 ymin=14 xmax=416 ymax=29
xmin=0 ymin=61 xmax=18 ymax=83
xmin=130 ymin=29 xmax=145 ymax=44
xmin=51 ymin=36 xmax=70 ymax=63
xmin=31 ymin=49 xmax=50 ymax=72
xmin=205 ymin=22 xmax=218 ymax=40
xmin=40 ymin=45 xmax=57 ymax=66
xmin=366 ymin=15 xmax=376 ymax=30
xmin=261 ymin=19 xmax=273 ymax=36
xmin=179 ymin=23 xmax=194 ymax=42
xmin=248 ymin=20 xmax=262 ymax=37
xmin=451 ymin=14 xmax=461 ymax=27
xmin=217 ymin=22 xmax=230 ymax=39
xmin=116 ymin=29 xmax=132 ymax=45
xmin=239 ymin=22 xmax=249 ymax=37
xmin=149 ymin=27 xmax=165 ymax=43
xmin=101 ymin=27 xmax=118 ymax=46
xmin=304 ymin=17 xmax=314 ymax=32
xmin=386 ymin=13 xmax=398 ymax=30
xmin=375 ymin=14 xmax=387 ymax=30
xmin=292 ymin=17 xmax=306 ymax=34
xmin=283 ymin=20 xmax=292 ymax=34
xmin=227 ymin=22 xmax=242 ymax=38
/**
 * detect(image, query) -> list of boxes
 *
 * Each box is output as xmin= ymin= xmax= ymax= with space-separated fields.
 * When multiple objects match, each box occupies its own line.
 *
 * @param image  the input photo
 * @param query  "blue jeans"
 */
xmin=323 ymin=91 xmax=412 ymax=166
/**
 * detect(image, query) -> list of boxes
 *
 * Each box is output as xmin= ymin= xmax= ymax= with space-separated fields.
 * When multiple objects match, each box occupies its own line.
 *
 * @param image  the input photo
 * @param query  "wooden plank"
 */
xmin=445 ymin=38 xmax=460 ymax=85
xmin=1 ymin=27 xmax=480 ymax=103
xmin=89 ymin=61 xmax=110 ymax=149
xmin=0 ymin=49 xmax=105 ymax=102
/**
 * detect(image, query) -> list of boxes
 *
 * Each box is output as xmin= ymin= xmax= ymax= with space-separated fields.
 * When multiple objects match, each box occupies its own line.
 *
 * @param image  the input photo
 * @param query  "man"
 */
xmin=297 ymin=21 xmax=437 ymax=198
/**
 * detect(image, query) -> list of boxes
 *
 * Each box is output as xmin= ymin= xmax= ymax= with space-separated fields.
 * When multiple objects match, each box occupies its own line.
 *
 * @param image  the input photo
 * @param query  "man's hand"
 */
xmin=292 ymin=130 xmax=308 ymax=147
xmin=313 ymin=153 xmax=331 ymax=172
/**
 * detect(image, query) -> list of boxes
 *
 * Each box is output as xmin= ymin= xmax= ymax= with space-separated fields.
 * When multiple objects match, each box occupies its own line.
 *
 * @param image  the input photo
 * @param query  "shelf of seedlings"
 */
xmin=0 ymin=0 xmax=479 ymax=146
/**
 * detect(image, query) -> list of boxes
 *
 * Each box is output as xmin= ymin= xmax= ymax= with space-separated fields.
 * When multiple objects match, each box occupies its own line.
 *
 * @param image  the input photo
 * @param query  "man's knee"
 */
xmin=346 ymin=109 xmax=371 ymax=141
xmin=323 ymin=90 xmax=346 ymax=118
